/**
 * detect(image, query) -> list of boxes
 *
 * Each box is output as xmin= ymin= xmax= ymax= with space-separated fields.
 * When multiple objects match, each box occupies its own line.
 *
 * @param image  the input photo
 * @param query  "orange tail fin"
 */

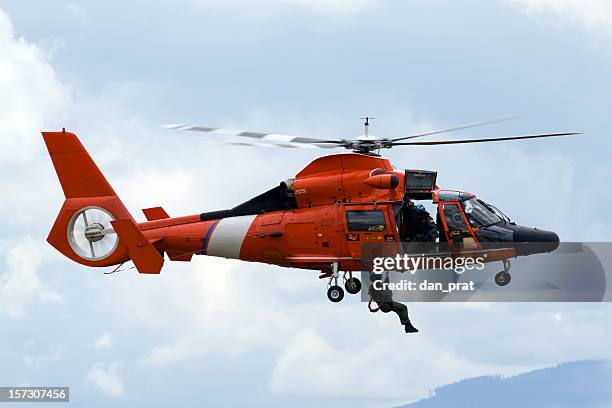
xmin=43 ymin=130 xmax=132 ymax=267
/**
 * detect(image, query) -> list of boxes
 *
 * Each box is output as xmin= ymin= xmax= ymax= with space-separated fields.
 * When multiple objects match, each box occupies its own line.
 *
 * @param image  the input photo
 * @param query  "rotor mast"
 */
xmin=361 ymin=116 xmax=374 ymax=137
xmin=355 ymin=116 xmax=381 ymax=156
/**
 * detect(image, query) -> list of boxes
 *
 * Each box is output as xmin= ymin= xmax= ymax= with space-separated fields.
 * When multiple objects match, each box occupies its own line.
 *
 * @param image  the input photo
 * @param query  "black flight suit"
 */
xmin=369 ymin=273 xmax=419 ymax=333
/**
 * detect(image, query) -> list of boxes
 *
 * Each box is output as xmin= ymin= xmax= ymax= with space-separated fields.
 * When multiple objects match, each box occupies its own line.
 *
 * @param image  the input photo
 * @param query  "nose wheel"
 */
xmin=495 ymin=259 xmax=512 ymax=287
xmin=495 ymin=271 xmax=511 ymax=286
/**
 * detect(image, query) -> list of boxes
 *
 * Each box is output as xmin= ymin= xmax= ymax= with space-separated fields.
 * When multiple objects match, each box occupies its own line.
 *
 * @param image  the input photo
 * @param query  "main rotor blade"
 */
xmin=162 ymin=124 xmax=342 ymax=144
xmin=391 ymin=132 xmax=580 ymax=146
xmin=391 ymin=116 xmax=521 ymax=142
xmin=198 ymin=140 xmax=339 ymax=149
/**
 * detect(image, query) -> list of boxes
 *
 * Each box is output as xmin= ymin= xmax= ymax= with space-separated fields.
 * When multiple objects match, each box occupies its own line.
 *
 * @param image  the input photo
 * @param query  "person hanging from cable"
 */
xmin=368 ymin=271 xmax=419 ymax=333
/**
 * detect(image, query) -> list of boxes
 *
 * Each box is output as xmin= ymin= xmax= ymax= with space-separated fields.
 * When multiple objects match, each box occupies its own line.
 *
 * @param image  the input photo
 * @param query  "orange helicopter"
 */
xmin=42 ymin=117 xmax=575 ymax=302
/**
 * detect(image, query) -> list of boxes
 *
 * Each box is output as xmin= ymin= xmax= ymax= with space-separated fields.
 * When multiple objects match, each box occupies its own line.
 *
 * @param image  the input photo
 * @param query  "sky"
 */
xmin=0 ymin=0 xmax=611 ymax=406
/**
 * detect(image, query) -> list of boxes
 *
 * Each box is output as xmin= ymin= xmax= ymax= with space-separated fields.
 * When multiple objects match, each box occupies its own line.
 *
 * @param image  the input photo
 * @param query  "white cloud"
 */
xmin=0 ymin=237 xmax=61 ymax=318
xmin=116 ymin=168 xmax=196 ymax=220
xmin=509 ymin=0 xmax=612 ymax=32
xmin=66 ymin=3 xmax=88 ymax=25
xmin=0 ymin=9 xmax=71 ymax=164
xmin=269 ymin=327 xmax=534 ymax=402
xmin=281 ymin=0 xmax=374 ymax=15
xmin=37 ymin=38 xmax=66 ymax=61
xmin=94 ymin=332 xmax=115 ymax=349
xmin=22 ymin=344 xmax=64 ymax=368
xmin=85 ymin=362 xmax=125 ymax=398
xmin=142 ymin=337 xmax=197 ymax=368
xmin=137 ymin=257 xmax=302 ymax=367
xmin=0 ymin=8 xmax=71 ymax=231
xmin=130 ymin=254 xmax=605 ymax=402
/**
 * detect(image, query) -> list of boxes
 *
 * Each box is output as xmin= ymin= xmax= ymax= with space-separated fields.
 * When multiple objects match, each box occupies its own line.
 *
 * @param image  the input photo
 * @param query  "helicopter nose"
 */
xmin=513 ymin=226 xmax=559 ymax=254
xmin=513 ymin=226 xmax=559 ymax=243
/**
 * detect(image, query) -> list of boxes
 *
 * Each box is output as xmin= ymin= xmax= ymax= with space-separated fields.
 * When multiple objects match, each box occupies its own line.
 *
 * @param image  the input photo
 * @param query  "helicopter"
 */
xmin=42 ymin=117 xmax=576 ymax=303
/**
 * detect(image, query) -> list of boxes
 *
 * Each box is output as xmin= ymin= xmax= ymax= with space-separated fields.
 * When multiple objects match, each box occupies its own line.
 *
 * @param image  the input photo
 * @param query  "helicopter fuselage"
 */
xmin=42 ymin=132 xmax=558 ymax=282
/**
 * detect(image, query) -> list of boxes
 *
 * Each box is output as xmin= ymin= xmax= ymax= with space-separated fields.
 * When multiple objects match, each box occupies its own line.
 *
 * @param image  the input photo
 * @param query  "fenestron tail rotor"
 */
xmin=162 ymin=117 xmax=580 ymax=155
xmin=68 ymin=207 xmax=118 ymax=261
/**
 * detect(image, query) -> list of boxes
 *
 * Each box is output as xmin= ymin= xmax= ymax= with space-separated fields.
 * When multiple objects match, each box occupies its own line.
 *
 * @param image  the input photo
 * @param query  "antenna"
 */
xmin=360 ymin=116 xmax=374 ymax=137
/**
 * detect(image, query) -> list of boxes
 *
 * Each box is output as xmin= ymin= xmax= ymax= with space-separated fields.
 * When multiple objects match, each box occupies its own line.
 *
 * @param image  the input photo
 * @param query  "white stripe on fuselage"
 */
xmin=206 ymin=215 xmax=256 ymax=259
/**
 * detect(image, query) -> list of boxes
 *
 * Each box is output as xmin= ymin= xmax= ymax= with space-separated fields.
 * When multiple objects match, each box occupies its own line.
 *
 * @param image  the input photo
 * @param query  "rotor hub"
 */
xmin=84 ymin=222 xmax=105 ymax=242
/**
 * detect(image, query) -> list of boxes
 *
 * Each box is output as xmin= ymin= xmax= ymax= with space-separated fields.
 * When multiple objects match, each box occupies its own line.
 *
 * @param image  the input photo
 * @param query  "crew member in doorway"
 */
xmin=412 ymin=204 xmax=438 ymax=242
xmin=400 ymin=198 xmax=438 ymax=242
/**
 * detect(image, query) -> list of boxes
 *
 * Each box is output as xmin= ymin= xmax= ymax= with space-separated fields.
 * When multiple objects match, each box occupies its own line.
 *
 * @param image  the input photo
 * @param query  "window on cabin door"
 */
xmin=345 ymin=210 xmax=386 ymax=232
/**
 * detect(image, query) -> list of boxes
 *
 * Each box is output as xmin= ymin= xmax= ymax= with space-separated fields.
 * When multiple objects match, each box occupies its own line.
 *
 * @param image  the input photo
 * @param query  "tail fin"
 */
xmin=43 ymin=130 xmax=133 ymax=266
xmin=43 ymin=130 xmax=119 ymax=198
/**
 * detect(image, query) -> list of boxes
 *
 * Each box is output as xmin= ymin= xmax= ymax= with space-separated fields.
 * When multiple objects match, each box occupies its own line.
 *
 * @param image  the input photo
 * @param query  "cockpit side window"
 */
xmin=461 ymin=198 xmax=502 ymax=228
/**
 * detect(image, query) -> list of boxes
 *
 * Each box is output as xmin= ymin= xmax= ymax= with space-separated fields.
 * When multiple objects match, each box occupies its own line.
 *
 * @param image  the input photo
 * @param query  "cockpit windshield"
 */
xmin=461 ymin=197 xmax=503 ymax=228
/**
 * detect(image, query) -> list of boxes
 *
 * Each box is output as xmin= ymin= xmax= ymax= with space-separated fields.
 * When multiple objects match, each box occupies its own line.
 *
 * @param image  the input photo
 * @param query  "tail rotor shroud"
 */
xmin=68 ymin=206 xmax=118 ymax=261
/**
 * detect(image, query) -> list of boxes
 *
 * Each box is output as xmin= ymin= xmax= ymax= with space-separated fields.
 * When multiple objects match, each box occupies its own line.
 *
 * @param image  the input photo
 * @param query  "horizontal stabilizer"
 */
xmin=142 ymin=206 xmax=170 ymax=221
xmin=111 ymin=219 xmax=164 ymax=274
xmin=167 ymin=250 xmax=193 ymax=262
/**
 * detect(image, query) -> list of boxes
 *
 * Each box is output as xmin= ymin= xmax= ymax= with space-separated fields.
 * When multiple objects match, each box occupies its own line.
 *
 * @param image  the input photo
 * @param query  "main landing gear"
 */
xmin=495 ymin=259 xmax=512 ymax=287
xmin=345 ymin=276 xmax=362 ymax=294
xmin=324 ymin=263 xmax=362 ymax=303
xmin=327 ymin=284 xmax=344 ymax=303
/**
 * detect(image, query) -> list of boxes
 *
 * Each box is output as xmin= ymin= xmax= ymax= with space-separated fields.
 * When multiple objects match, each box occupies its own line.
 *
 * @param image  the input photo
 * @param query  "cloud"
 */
xmin=22 ymin=344 xmax=64 ymax=368
xmin=0 ymin=237 xmax=61 ymax=318
xmin=0 ymin=9 xmax=71 ymax=164
xmin=129 ymin=255 xmax=591 ymax=402
xmin=85 ymin=362 xmax=126 ymax=398
xmin=280 ymin=0 xmax=374 ymax=15
xmin=116 ymin=168 xmax=196 ymax=219
xmin=137 ymin=257 xmax=303 ymax=367
xmin=0 ymin=8 xmax=71 ymax=232
xmin=142 ymin=337 xmax=194 ymax=368
xmin=37 ymin=38 xmax=66 ymax=61
xmin=66 ymin=3 xmax=88 ymax=25
xmin=94 ymin=332 xmax=115 ymax=349
xmin=509 ymin=0 xmax=612 ymax=32
xmin=268 ymin=327 xmax=536 ymax=402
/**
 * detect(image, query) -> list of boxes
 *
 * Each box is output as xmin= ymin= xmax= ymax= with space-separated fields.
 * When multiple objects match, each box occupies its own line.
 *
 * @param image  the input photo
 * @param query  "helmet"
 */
xmin=414 ymin=204 xmax=428 ymax=216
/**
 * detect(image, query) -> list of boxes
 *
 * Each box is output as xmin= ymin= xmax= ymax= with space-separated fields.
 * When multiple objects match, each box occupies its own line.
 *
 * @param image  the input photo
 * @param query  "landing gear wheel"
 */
xmin=344 ymin=277 xmax=362 ymax=294
xmin=495 ymin=271 xmax=511 ymax=286
xmin=327 ymin=285 xmax=345 ymax=303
